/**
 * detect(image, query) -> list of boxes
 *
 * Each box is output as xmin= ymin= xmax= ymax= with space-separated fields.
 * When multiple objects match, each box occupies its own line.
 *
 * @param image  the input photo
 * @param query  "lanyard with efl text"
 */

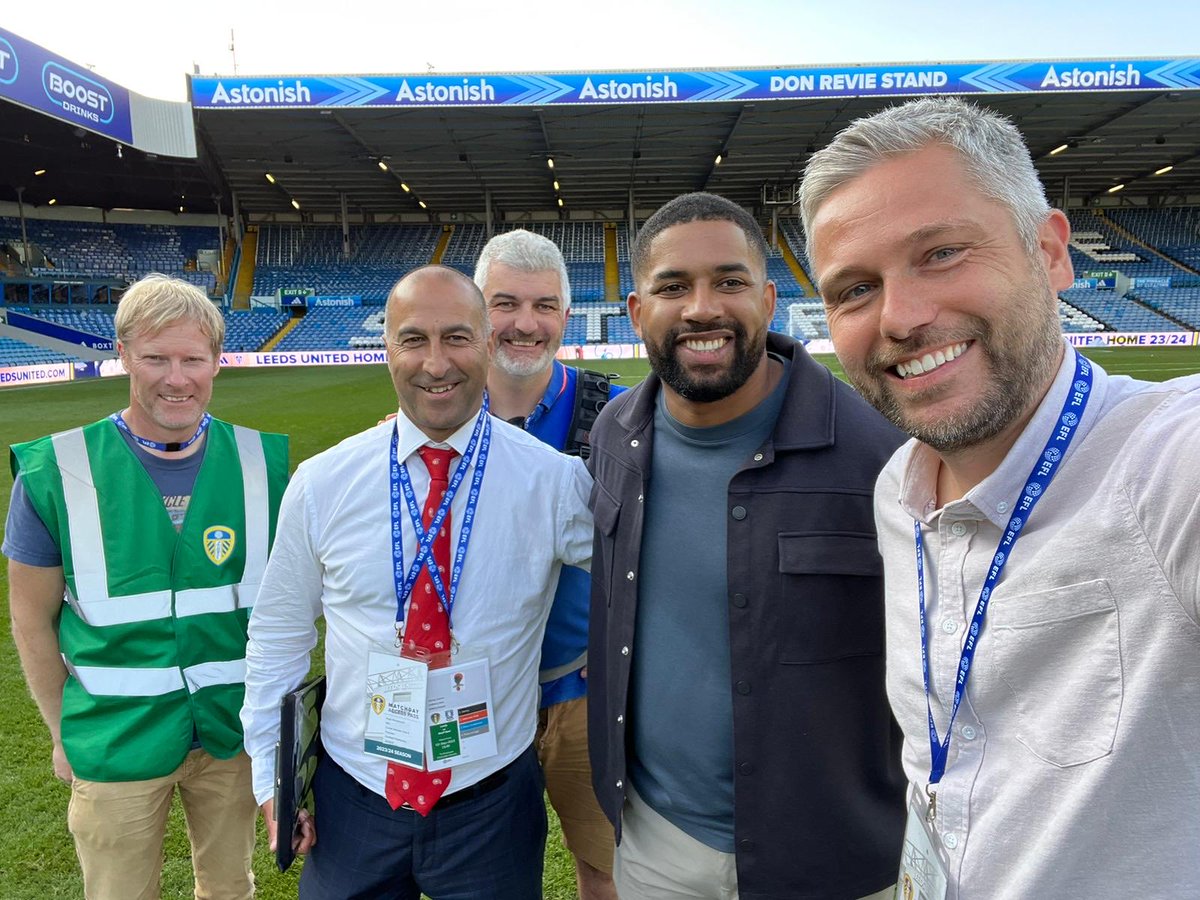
xmin=389 ymin=401 xmax=491 ymax=629
xmin=110 ymin=411 xmax=211 ymax=453
xmin=521 ymin=364 xmax=569 ymax=431
xmin=916 ymin=350 xmax=1092 ymax=800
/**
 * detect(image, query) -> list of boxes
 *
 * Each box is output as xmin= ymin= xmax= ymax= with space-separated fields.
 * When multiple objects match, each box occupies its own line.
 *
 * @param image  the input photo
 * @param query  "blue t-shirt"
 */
xmin=519 ymin=361 xmax=625 ymax=708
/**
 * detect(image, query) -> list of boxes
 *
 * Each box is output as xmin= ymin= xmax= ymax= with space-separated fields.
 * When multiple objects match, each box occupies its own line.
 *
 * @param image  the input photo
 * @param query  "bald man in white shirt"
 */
xmin=242 ymin=266 xmax=594 ymax=900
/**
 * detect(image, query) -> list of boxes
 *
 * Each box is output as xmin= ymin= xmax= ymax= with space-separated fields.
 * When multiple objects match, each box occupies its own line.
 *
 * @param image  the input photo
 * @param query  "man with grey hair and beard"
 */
xmin=587 ymin=192 xmax=907 ymax=900
xmin=475 ymin=229 xmax=621 ymax=900
xmin=801 ymin=96 xmax=1200 ymax=899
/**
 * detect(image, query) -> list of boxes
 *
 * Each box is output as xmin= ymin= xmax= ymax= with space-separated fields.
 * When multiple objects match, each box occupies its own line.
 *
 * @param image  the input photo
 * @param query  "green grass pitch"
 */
xmin=0 ymin=346 xmax=1197 ymax=898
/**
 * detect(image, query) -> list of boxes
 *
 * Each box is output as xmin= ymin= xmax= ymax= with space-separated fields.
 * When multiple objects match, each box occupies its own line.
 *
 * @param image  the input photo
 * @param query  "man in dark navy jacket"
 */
xmin=587 ymin=192 xmax=906 ymax=900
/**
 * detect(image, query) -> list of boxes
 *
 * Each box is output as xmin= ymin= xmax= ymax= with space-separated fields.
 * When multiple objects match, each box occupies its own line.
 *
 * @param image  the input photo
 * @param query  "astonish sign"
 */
xmin=189 ymin=57 xmax=1200 ymax=110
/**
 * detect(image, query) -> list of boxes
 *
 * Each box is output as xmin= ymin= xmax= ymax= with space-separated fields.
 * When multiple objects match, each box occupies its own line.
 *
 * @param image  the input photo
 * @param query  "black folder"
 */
xmin=274 ymin=675 xmax=326 ymax=872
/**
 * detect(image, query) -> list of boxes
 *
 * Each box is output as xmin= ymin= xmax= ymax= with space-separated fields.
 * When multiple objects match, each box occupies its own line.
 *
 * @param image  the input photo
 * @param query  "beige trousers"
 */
xmin=614 ymin=785 xmax=894 ymax=900
xmin=68 ymin=749 xmax=257 ymax=900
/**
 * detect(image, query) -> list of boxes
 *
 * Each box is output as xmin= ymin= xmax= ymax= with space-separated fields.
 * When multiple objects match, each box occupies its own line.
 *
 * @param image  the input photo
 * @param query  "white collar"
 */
xmin=392 ymin=405 xmax=485 ymax=463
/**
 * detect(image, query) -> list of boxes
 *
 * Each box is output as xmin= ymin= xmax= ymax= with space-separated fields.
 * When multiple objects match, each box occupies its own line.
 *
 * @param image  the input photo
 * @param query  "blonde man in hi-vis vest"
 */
xmin=5 ymin=275 xmax=288 ymax=900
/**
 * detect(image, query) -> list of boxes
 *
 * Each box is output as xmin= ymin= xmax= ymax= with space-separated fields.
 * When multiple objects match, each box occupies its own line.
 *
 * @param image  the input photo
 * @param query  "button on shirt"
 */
xmin=877 ymin=348 xmax=1200 ymax=899
xmin=241 ymin=409 xmax=593 ymax=804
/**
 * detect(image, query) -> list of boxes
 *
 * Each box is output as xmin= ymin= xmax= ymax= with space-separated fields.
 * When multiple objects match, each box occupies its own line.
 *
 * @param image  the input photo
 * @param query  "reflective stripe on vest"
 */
xmin=64 ymin=660 xmax=185 ymax=697
xmin=233 ymin=424 xmax=268 ymax=609
xmin=62 ymin=659 xmax=244 ymax=696
xmin=183 ymin=658 xmax=247 ymax=693
xmin=50 ymin=424 xmax=270 ymax=631
xmin=52 ymin=428 xmax=172 ymax=626
xmin=176 ymin=584 xmax=238 ymax=617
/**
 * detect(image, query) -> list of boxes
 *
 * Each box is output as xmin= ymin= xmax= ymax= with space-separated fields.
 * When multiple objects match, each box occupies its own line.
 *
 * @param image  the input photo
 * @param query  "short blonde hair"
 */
xmin=115 ymin=274 xmax=225 ymax=357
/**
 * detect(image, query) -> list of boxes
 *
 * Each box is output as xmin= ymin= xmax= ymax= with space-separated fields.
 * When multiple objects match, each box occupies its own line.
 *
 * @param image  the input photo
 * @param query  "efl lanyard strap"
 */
xmin=389 ymin=402 xmax=491 ymax=628
xmin=522 ymin=365 xmax=569 ymax=431
xmin=917 ymin=349 xmax=1092 ymax=787
xmin=110 ymin=411 xmax=212 ymax=453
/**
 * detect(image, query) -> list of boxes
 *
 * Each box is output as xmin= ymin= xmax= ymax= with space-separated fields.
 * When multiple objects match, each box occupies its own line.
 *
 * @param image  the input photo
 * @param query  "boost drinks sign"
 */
xmin=0 ymin=26 xmax=132 ymax=143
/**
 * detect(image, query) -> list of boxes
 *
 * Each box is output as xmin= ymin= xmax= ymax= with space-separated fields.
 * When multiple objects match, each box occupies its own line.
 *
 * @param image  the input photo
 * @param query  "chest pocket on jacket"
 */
xmin=590 ymin=481 xmax=621 ymax=606
xmin=777 ymin=532 xmax=885 ymax=664
xmin=989 ymin=579 xmax=1122 ymax=768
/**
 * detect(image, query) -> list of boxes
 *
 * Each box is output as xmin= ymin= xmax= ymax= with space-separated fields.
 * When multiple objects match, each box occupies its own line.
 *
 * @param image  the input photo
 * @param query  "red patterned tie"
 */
xmin=385 ymin=446 xmax=457 ymax=815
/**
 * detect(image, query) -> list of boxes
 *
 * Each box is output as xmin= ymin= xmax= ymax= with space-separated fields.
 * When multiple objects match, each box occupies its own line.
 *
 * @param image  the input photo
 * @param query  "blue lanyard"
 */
xmin=110 ymin=411 xmax=211 ymax=452
xmin=521 ymin=363 xmax=568 ymax=431
xmin=917 ymin=350 xmax=1092 ymax=787
xmin=389 ymin=401 xmax=491 ymax=629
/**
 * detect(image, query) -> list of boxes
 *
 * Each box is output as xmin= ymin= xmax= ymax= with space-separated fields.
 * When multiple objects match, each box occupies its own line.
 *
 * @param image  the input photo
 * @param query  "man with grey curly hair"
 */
xmin=802 ymin=97 xmax=1200 ymax=899
xmin=475 ymin=229 xmax=621 ymax=900
xmin=5 ymin=274 xmax=288 ymax=900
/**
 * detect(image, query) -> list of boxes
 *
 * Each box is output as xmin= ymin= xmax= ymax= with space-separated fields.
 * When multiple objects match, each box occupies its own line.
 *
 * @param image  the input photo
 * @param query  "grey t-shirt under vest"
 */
xmin=3 ymin=429 xmax=207 ymax=566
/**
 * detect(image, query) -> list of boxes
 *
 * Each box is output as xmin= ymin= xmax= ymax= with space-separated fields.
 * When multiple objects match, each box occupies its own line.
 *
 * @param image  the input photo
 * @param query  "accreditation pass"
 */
xmin=362 ymin=652 xmax=498 ymax=772
xmin=364 ymin=652 xmax=429 ymax=769
xmin=424 ymin=656 xmax=498 ymax=772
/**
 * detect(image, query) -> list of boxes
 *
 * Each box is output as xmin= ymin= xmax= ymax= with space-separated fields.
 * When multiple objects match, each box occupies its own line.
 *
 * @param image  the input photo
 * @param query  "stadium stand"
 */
xmin=1108 ymin=207 xmax=1200 ymax=273
xmin=564 ymin=310 xmax=590 ymax=344
xmin=17 ymin=307 xmax=117 ymax=339
xmin=778 ymin=219 xmax=815 ymax=283
xmin=0 ymin=218 xmax=219 ymax=294
xmin=0 ymin=336 xmax=75 ymax=367
xmin=614 ymin=224 xmax=636 ymax=299
xmin=786 ymin=301 xmax=830 ymax=340
xmin=1057 ymin=300 xmax=1106 ymax=333
xmin=440 ymin=223 xmax=488 ymax=276
xmin=0 ymin=306 xmax=110 ymax=367
xmin=7 ymin=206 xmax=1200 ymax=367
xmin=251 ymin=224 xmax=441 ymax=301
xmin=444 ymin=221 xmax=609 ymax=301
xmin=605 ymin=312 xmax=638 ymax=344
xmin=250 ymin=221 xmax=615 ymax=302
xmin=1058 ymin=286 xmax=1182 ymax=331
xmin=225 ymin=309 xmax=291 ymax=351
xmin=0 ymin=306 xmax=289 ymax=366
xmin=273 ymin=306 xmax=386 ymax=352
xmin=765 ymin=248 xmax=804 ymax=299
xmin=1067 ymin=210 xmax=1190 ymax=280
xmin=1127 ymin=286 xmax=1200 ymax=330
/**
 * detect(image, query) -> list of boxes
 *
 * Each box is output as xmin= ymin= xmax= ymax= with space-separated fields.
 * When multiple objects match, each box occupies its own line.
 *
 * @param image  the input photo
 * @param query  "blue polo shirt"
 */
xmin=521 ymin=361 xmax=624 ymax=708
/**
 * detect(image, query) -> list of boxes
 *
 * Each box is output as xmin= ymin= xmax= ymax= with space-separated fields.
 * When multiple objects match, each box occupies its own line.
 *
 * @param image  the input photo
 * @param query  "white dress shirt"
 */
xmin=242 ymin=406 xmax=593 ymax=804
xmin=876 ymin=347 xmax=1200 ymax=899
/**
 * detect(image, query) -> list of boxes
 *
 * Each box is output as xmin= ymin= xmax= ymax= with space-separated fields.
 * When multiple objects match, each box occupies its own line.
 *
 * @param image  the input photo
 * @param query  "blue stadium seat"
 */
xmin=0 ymin=217 xmax=220 ymax=295
xmin=252 ymin=224 xmax=442 ymax=302
xmin=0 ymin=306 xmax=289 ymax=367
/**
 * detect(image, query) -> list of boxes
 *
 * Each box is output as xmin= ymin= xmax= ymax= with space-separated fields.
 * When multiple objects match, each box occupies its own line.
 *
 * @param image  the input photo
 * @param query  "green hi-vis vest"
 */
xmin=10 ymin=417 xmax=288 ymax=782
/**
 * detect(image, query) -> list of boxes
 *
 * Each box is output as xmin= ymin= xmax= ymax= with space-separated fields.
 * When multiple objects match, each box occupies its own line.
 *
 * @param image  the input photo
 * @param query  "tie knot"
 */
xmin=418 ymin=446 xmax=457 ymax=478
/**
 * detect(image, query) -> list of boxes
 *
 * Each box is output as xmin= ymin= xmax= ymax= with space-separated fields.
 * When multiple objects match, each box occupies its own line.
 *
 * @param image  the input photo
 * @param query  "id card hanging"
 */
xmin=363 ymin=650 xmax=430 ymax=769
xmin=424 ymin=655 xmax=498 ymax=771
xmin=894 ymin=788 xmax=949 ymax=900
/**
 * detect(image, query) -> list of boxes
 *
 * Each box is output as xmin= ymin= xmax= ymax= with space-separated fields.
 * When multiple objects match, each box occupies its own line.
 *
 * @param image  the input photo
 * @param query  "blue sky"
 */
xmin=5 ymin=0 xmax=1198 ymax=100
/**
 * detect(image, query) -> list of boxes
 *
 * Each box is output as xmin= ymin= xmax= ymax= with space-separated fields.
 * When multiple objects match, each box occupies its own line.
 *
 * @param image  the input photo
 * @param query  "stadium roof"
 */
xmin=4 ymin=65 xmax=1200 ymax=220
